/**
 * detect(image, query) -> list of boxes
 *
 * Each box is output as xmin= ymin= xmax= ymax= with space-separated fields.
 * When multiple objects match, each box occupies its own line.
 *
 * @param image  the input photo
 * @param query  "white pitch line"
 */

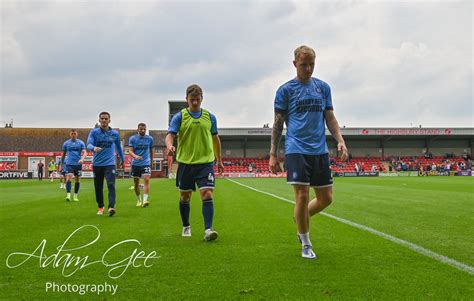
xmin=226 ymin=178 xmax=474 ymax=275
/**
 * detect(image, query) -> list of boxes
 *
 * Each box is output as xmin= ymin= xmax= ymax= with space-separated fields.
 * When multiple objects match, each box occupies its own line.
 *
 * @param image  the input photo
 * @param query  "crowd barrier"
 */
xmin=1 ymin=170 xmax=471 ymax=180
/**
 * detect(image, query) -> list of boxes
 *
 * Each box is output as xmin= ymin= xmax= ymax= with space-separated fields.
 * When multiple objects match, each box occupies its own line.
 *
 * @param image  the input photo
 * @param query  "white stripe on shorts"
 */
xmin=199 ymin=186 xmax=215 ymax=190
xmin=287 ymin=181 xmax=310 ymax=186
xmin=312 ymin=184 xmax=333 ymax=188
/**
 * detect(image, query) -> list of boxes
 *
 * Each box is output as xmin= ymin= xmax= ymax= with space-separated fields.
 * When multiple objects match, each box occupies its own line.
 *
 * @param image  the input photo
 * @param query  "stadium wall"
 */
xmin=0 ymin=128 xmax=169 ymax=178
xmin=221 ymin=140 xmax=245 ymax=158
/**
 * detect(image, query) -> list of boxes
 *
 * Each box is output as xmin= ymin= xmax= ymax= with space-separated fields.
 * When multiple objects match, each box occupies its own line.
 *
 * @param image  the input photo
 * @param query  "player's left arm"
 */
xmin=149 ymin=138 xmax=154 ymax=168
xmin=212 ymin=134 xmax=224 ymax=173
xmin=210 ymin=113 xmax=223 ymax=173
xmin=79 ymin=148 xmax=87 ymax=164
xmin=114 ymin=134 xmax=125 ymax=169
xmin=129 ymin=146 xmax=139 ymax=160
xmin=60 ymin=143 xmax=67 ymax=168
xmin=325 ymin=110 xmax=348 ymax=161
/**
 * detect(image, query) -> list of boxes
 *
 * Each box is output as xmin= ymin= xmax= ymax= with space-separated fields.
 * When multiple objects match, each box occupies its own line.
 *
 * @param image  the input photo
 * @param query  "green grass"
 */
xmin=0 ymin=177 xmax=473 ymax=300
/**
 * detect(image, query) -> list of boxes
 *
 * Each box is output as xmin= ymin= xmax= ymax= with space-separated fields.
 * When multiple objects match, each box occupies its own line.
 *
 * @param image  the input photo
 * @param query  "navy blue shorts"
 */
xmin=176 ymin=162 xmax=215 ymax=192
xmin=132 ymin=165 xmax=151 ymax=178
xmin=65 ymin=165 xmax=82 ymax=177
xmin=285 ymin=153 xmax=333 ymax=187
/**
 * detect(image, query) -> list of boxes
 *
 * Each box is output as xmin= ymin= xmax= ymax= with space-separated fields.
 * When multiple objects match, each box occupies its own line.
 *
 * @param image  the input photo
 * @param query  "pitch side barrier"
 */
xmin=418 ymin=170 xmax=472 ymax=177
xmin=0 ymin=170 xmax=33 ymax=179
xmin=169 ymin=172 xmax=286 ymax=179
xmin=169 ymin=170 xmax=472 ymax=179
xmin=334 ymin=171 xmax=379 ymax=177
xmin=215 ymin=172 xmax=286 ymax=178
xmin=457 ymin=170 xmax=472 ymax=176
xmin=331 ymin=171 xmax=471 ymax=177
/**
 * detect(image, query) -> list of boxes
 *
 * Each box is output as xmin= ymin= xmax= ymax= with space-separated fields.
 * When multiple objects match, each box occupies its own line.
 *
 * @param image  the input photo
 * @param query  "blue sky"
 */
xmin=1 ymin=0 xmax=472 ymax=129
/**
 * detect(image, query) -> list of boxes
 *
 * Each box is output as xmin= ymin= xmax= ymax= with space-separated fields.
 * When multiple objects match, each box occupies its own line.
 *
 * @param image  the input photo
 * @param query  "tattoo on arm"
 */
xmin=270 ymin=112 xmax=285 ymax=155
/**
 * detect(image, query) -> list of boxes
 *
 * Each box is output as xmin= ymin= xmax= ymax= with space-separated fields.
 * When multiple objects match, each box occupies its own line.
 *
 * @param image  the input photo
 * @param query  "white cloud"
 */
xmin=0 ymin=1 xmax=472 ymax=129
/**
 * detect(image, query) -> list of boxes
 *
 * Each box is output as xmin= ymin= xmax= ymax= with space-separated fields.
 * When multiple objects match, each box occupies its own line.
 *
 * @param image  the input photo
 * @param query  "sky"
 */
xmin=1 ymin=0 xmax=472 ymax=130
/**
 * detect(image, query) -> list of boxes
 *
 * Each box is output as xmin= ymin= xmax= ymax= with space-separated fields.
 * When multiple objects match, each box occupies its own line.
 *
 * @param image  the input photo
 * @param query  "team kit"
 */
xmin=57 ymin=46 xmax=348 ymax=259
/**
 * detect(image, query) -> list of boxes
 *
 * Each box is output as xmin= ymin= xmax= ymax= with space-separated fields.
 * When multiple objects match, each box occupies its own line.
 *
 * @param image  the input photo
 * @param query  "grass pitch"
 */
xmin=0 ymin=176 xmax=473 ymax=300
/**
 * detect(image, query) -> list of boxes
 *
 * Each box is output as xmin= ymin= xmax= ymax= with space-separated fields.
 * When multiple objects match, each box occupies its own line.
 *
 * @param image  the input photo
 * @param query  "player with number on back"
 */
xmin=129 ymin=123 xmax=154 ymax=207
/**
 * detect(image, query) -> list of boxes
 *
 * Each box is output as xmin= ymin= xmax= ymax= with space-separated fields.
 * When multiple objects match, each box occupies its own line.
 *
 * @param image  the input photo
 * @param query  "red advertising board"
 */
xmin=124 ymin=155 xmax=133 ymax=171
xmin=0 ymin=156 xmax=18 ymax=170
xmin=0 ymin=152 xmax=63 ymax=156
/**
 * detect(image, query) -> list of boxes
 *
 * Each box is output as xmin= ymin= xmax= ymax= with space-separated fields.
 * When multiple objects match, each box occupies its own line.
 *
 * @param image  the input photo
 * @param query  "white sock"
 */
xmin=298 ymin=232 xmax=312 ymax=246
xmin=67 ymin=193 xmax=71 ymax=198
xmin=205 ymin=228 xmax=212 ymax=233
xmin=143 ymin=194 xmax=148 ymax=202
xmin=74 ymin=193 xmax=78 ymax=198
xmin=136 ymin=195 xmax=142 ymax=201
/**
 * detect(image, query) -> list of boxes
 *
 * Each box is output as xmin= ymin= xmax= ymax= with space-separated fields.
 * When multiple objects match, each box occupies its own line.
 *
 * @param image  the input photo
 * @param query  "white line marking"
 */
xmin=227 ymin=178 xmax=474 ymax=275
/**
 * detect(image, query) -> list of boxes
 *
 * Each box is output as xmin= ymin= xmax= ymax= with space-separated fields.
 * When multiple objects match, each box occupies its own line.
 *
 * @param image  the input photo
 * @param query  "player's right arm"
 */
xmin=166 ymin=112 xmax=182 ymax=156
xmin=128 ymin=136 xmax=141 ymax=161
xmin=129 ymin=147 xmax=141 ymax=160
xmin=165 ymin=133 xmax=176 ymax=156
xmin=269 ymin=85 xmax=288 ymax=173
xmin=269 ymin=111 xmax=285 ymax=173
xmin=87 ymin=130 xmax=102 ymax=153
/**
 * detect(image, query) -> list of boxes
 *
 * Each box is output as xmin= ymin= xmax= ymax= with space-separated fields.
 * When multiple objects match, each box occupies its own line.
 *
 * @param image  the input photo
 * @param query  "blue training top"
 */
xmin=168 ymin=109 xmax=218 ymax=135
xmin=87 ymin=127 xmax=125 ymax=166
xmin=274 ymin=77 xmax=333 ymax=155
xmin=62 ymin=138 xmax=86 ymax=165
xmin=129 ymin=134 xmax=154 ymax=166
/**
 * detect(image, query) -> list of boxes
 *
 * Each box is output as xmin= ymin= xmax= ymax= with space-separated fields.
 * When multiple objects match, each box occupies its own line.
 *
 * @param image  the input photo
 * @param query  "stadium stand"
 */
xmin=216 ymin=158 xmax=273 ymax=173
xmin=329 ymin=157 xmax=386 ymax=172
xmin=212 ymin=156 xmax=471 ymax=173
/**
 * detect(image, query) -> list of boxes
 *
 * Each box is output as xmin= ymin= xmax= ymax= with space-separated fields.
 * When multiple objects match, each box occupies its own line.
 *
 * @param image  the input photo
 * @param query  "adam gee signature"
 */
xmin=5 ymin=225 xmax=159 ymax=279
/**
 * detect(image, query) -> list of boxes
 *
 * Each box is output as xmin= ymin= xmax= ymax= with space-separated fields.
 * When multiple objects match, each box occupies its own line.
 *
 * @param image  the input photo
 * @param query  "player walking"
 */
xmin=166 ymin=84 xmax=224 ymax=241
xmin=129 ymin=123 xmax=154 ymax=207
xmin=270 ymin=46 xmax=348 ymax=259
xmin=60 ymin=129 xmax=87 ymax=202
